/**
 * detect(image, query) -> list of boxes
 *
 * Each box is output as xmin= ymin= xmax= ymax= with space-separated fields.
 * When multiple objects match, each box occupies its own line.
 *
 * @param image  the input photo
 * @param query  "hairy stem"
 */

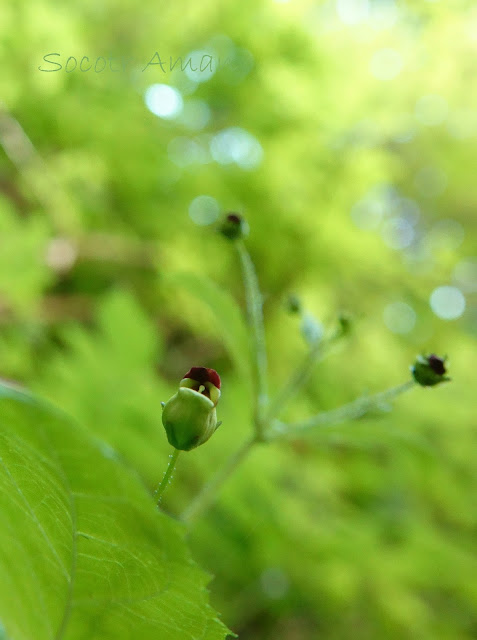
xmin=181 ymin=437 xmax=257 ymax=524
xmin=156 ymin=448 xmax=181 ymax=505
xmin=236 ymin=241 xmax=268 ymax=436
xmin=270 ymin=380 xmax=416 ymax=439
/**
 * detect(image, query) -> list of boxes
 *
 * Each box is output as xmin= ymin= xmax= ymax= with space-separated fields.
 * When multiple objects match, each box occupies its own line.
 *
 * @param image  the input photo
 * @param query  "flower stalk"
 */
xmin=269 ymin=380 xmax=416 ymax=440
xmin=236 ymin=240 xmax=269 ymax=437
xmin=156 ymin=448 xmax=181 ymax=505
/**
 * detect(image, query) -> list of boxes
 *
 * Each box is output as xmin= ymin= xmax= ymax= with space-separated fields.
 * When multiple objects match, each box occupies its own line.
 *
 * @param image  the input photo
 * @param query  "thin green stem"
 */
xmin=266 ymin=330 xmax=342 ymax=422
xmin=181 ymin=437 xmax=257 ymax=524
xmin=269 ymin=380 xmax=416 ymax=440
xmin=236 ymin=241 xmax=268 ymax=436
xmin=156 ymin=448 xmax=181 ymax=505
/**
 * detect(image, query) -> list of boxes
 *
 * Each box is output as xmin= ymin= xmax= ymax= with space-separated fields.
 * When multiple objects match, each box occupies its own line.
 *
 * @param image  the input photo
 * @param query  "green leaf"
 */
xmin=0 ymin=383 xmax=230 ymax=640
xmin=165 ymin=272 xmax=252 ymax=384
xmin=34 ymin=289 xmax=172 ymax=487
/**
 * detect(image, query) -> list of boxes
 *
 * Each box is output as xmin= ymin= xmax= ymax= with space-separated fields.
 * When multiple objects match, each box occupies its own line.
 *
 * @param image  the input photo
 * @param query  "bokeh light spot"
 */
xmin=382 ymin=217 xmax=415 ymax=249
xmin=383 ymin=302 xmax=416 ymax=334
xmin=453 ymin=258 xmax=477 ymax=293
xmin=337 ymin=0 xmax=370 ymax=25
xmin=430 ymin=286 xmax=466 ymax=320
xmin=351 ymin=198 xmax=385 ymax=230
xmin=415 ymin=94 xmax=448 ymax=126
xmin=370 ymin=48 xmax=403 ymax=80
xmin=188 ymin=195 xmax=220 ymax=226
xmin=179 ymin=99 xmax=211 ymax=130
xmin=168 ymin=137 xmax=209 ymax=167
xmin=145 ymin=84 xmax=183 ymax=119
xmin=447 ymin=108 xmax=477 ymax=139
xmin=370 ymin=0 xmax=399 ymax=30
xmin=210 ymin=127 xmax=263 ymax=169
xmin=184 ymin=50 xmax=217 ymax=83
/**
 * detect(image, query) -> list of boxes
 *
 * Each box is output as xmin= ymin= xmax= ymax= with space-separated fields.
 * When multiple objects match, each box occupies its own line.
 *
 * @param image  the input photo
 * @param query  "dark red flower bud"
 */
xmin=219 ymin=212 xmax=250 ymax=240
xmin=427 ymin=354 xmax=446 ymax=376
xmin=183 ymin=367 xmax=221 ymax=390
xmin=161 ymin=367 xmax=222 ymax=451
xmin=411 ymin=354 xmax=450 ymax=387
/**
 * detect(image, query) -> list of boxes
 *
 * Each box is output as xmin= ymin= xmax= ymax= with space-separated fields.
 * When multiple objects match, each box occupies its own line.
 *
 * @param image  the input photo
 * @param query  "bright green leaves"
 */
xmin=0 ymin=383 xmax=230 ymax=640
xmin=34 ymin=290 xmax=170 ymax=485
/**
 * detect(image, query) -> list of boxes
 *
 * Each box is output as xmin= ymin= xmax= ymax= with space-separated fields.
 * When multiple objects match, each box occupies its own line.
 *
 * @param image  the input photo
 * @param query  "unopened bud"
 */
xmin=411 ymin=354 xmax=450 ymax=387
xmin=161 ymin=367 xmax=221 ymax=451
xmin=219 ymin=212 xmax=249 ymax=240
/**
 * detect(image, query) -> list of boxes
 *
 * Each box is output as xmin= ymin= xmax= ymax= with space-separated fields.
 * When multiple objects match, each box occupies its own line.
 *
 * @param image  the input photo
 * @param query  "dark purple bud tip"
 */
xmin=427 ymin=354 xmax=446 ymax=376
xmin=183 ymin=367 xmax=221 ymax=390
xmin=411 ymin=354 xmax=450 ymax=387
xmin=219 ymin=212 xmax=250 ymax=240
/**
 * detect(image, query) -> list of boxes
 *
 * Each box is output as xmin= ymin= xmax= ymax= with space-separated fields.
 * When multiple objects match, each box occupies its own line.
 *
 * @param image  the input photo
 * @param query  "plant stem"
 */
xmin=181 ymin=437 xmax=257 ymax=524
xmin=266 ymin=332 xmax=341 ymax=422
xmin=236 ymin=241 xmax=268 ymax=436
xmin=156 ymin=448 xmax=181 ymax=505
xmin=269 ymin=380 xmax=416 ymax=439
xmin=267 ymin=312 xmax=353 ymax=423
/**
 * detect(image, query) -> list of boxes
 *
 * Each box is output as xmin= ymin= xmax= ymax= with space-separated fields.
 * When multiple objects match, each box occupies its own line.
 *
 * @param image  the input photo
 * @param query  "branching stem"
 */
xmin=266 ymin=329 xmax=343 ymax=421
xmin=269 ymin=380 xmax=416 ymax=439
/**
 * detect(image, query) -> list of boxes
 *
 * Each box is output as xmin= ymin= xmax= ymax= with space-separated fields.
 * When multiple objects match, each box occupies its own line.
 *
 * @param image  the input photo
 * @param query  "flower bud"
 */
xmin=411 ymin=354 xmax=450 ymax=387
xmin=219 ymin=212 xmax=250 ymax=240
xmin=161 ymin=367 xmax=221 ymax=451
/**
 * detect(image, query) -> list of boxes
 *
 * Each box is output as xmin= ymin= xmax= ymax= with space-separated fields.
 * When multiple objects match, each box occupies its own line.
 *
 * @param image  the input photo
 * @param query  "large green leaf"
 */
xmin=0 ymin=383 xmax=230 ymax=640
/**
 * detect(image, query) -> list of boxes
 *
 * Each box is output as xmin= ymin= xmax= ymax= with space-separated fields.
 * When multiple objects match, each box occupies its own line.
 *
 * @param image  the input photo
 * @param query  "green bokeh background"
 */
xmin=1 ymin=1 xmax=476 ymax=638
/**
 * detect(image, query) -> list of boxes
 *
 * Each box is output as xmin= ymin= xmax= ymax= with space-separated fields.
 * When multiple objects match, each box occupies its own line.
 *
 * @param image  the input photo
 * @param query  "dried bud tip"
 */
xmin=411 ymin=354 xmax=450 ymax=387
xmin=219 ymin=212 xmax=250 ymax=240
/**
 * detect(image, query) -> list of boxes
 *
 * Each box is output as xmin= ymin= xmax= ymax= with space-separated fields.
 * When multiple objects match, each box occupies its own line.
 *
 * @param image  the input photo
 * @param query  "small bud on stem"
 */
xmin=161 ymin=367 xmax=222 ymax=451
xmin=411 ymin=354 xmax=450 ymax=387
xmin=219 ymin=213 xmax=250 ymax=240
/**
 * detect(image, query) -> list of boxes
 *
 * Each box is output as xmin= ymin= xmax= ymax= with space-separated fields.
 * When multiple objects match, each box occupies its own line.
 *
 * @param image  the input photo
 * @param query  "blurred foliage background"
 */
xmin=1 ymin=0 xmax=476 ymax=638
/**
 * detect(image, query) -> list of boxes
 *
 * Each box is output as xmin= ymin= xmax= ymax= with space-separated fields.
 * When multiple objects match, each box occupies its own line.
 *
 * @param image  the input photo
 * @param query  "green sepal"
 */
xmin=162 ymin=388 xmax=218 ymax=451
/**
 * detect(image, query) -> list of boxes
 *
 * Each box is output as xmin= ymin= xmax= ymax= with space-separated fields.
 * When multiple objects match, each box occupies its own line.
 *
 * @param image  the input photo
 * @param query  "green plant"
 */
xmin=0 ymin=214 xmax=450 ymax=640
xmin=156 ymin=214 xmax=449 ymax=525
